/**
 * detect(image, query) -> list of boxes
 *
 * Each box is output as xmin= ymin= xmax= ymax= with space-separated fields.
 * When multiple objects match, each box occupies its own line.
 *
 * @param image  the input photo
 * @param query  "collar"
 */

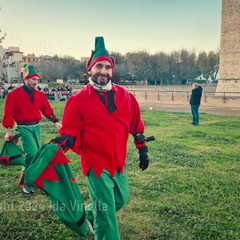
xmin=22 ymin=84 xmax=34 ymax=94
xmin=88 ymin=77 xmax=112 ymax=92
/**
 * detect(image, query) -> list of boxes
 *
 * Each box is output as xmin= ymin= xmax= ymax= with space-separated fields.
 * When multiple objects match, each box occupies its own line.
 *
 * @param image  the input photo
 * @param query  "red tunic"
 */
xmin=2 ymin=86 xmax=56 ymax=128
xmin=60 ymin=84 xmax=144 ymax=177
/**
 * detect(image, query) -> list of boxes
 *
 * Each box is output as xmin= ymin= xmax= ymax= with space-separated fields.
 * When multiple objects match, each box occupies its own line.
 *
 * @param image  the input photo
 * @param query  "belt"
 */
xmin=17 ymin=121 xmax=39 ymax=126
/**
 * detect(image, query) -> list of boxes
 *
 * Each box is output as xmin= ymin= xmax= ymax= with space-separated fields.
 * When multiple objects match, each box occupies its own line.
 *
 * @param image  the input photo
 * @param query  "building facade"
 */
xmin=2 ymin=47 xmax=23 ymax=83
xmin=0 ymin=46 xmax=40 ymax=83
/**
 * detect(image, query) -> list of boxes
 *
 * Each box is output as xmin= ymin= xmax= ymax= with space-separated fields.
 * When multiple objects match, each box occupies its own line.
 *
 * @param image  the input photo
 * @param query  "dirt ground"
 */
xmin=139 ymin=102 xmax=240 ymax=116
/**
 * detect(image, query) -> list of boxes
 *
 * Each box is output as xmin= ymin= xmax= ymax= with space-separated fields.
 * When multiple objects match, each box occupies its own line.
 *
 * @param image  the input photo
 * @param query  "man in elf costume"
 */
xmin=2 ymin=64 xmax=62 ymax=194
xmin=52 ymin=36 xmax=151 ymax=239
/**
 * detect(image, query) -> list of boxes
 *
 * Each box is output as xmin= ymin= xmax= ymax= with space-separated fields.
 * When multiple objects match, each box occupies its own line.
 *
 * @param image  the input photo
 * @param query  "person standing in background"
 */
xmin=2 ymin=64 xmax=62 ymax=194
xmin=190 ymin=82 xmax=203 ymax=126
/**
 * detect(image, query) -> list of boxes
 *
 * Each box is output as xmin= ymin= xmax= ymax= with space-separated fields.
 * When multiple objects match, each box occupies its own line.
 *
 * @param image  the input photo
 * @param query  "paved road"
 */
xmin=139 ymin=102 xmax=240 ymax=116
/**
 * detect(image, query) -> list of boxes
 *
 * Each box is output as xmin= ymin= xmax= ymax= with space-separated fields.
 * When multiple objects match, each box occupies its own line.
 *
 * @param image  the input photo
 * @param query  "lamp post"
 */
xmin=131 ymin=74 xmax=134 ymax=84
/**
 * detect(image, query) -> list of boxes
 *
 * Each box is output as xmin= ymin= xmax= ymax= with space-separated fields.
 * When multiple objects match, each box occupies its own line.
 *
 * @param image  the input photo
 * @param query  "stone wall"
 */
xmin=217 ymin=0 xmax=240 ymax=94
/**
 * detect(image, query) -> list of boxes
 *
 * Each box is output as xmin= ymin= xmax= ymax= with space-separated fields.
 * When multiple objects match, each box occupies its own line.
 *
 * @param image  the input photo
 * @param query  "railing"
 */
xmin=127 ymin=90 xmax=240 ymax=107
xmin=1 ymin=87 xmax=239 ymax=107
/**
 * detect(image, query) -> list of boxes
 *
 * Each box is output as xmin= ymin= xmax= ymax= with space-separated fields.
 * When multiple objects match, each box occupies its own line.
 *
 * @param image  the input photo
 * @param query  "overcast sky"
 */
xmin=0 ymin=0 xmax=222 ymax=60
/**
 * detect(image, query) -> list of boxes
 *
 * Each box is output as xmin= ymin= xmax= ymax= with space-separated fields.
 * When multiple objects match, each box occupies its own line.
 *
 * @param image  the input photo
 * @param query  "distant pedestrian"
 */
xmin=190 ymin=83 xmax=203 ymax=125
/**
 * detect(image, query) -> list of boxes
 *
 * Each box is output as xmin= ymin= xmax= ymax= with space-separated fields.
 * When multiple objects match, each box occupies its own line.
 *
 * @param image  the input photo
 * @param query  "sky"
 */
xmin=0 ymin=0 xmax=222 ymax=60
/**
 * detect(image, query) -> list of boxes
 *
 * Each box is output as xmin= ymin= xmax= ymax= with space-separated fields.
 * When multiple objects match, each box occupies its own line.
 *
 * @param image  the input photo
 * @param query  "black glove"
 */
xmin=138 ymin=146 xmax=149 ymax=171
xmin=139 ymin=152 xmax=149 ymax=170
xmin=133 ymin=133 xmax=150 ymax=171
xmin=51 ymin=134 xmax=76 ymax=149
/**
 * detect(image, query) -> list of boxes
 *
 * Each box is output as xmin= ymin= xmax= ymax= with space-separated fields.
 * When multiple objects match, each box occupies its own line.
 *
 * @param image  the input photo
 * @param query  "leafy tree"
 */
xmin=179 ymin=49 xmax=198 ymax=84
xmin=111 ymin=52 xmax=128 ymax=83
xmin=197 ymin=50 xmax=219 ymax=83
xmin=197 ymin=52 xmax=209 ymax=81
xmin=168 ymin=51 xmax=181 ymax=84
xmin=36 ymin=55 xmax=83 ymax=83
xmin=125 ymin=51 xmax=152 ymax=84
xmin=148 ymin=52 xmax=169 ymax=85
xmin=208 ymin=50 xmax=219 ymax=83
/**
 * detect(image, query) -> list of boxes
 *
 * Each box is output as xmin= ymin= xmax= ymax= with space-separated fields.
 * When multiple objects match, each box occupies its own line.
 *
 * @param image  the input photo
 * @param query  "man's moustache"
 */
xmin=97 ymin=74 xmax=108 ymax=78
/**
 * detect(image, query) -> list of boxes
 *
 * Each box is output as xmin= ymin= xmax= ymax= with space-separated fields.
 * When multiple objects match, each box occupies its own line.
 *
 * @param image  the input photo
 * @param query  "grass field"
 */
xmin=0 ymin=99 xmax=240 ymax=240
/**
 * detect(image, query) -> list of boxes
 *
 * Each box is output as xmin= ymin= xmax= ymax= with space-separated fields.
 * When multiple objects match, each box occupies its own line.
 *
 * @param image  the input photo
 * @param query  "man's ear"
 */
xmin=86 ymin=50 xmax=94 ymax=70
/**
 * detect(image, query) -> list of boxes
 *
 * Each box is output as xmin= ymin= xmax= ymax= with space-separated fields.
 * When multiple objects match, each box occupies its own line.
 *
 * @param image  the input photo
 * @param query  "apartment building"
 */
xmin=0 ymin=46 xmax=39 ymax=83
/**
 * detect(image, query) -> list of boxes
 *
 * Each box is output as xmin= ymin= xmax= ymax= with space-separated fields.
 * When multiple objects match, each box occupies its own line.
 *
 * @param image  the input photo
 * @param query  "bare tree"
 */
xmin=197 ymin=50 xmax=219 ymax=83
xmin=0 ymin=7 xmax=6 ymax=43
xmin=0 ymin=30 xmax=6 ymax=44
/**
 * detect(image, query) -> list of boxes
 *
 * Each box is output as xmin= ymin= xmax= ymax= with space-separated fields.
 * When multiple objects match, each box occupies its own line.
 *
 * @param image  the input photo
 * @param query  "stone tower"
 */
xmin=216 ymin=0 xmax=240 ymax=95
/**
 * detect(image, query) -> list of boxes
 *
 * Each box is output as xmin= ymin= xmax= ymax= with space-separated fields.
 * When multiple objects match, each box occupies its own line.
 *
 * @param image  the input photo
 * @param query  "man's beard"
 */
xmin=92 ymin=73 xmax=111 ymax=86
xmin=26 ymin=83 xmax=36 ymax=90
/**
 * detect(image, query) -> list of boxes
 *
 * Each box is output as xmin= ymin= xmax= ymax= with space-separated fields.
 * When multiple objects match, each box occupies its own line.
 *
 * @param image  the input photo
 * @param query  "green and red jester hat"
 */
xmin=86 ymin=36 xmax=115 ymax=72
xmin=21 ymin=64 xmax=40 ymax=80
xmin=21 ymin=143 xmax=87 ymax=236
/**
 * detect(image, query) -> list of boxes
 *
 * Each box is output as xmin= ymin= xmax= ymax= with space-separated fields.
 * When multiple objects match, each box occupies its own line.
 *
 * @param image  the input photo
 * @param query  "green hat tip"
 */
xmin=87 ymin=36 xmax=115 ymax=71
xmin=95 ymin=36 xmax=107 ymax=50
xmin=94 ymin=36 xmax=110 ymax=57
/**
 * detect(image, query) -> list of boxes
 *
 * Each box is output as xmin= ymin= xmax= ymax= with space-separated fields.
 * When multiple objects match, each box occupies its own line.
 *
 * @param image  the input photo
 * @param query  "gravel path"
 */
xmin=139 ymin=102 xmax=240 ymax=116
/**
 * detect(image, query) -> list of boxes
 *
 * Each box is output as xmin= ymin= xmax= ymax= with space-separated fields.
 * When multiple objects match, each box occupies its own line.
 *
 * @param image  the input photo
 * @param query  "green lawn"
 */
xmin=0 ymin=99 xmax=240 ymax=240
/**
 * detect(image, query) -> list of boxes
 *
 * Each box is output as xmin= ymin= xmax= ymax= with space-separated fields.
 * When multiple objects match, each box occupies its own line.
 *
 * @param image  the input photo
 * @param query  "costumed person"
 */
xmin=51 ymin=36 xmax=152 ymax=239
xmin=190 ymin=82 xmax=203 ymax=126
xmin=2 ymin=64 xmax=62 ymax=194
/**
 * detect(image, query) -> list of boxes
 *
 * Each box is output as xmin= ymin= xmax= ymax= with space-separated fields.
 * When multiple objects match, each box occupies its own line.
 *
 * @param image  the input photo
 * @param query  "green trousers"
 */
xmin=85 ymin=168 xmax=129 ymax=240
xmin=16 ymin=124 xmax=41 ymax=168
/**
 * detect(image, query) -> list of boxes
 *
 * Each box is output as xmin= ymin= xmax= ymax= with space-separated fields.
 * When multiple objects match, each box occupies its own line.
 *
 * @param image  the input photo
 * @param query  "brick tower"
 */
xmin=216 ymin=0 xmax=240 ymax=95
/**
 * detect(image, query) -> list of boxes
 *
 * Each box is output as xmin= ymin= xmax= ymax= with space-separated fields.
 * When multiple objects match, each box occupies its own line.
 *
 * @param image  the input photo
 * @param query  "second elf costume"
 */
xmin=52 ymin=37 xmax=150 ymax=239
xmin=2 ymin=64 xmax=60 ymax=193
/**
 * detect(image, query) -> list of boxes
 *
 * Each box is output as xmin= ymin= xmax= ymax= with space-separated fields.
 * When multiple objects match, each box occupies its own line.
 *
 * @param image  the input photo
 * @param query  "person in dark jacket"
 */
xmin=190 ymin=83 xmax=203 ymax=125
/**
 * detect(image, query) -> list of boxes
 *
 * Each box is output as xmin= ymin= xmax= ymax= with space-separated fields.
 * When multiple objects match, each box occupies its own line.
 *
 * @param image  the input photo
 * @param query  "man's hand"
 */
xmin=139 ymin=152 xmax=149 ymax=171
xmin=133 ymin=133 xmax=154 ymax=171
xmin=8 ymin=133 xmax=21 ymax=143
xmin=138 ymin=146 xmax=149 ymax=171
xmin=4 ymin=128 xmax=12 ymax=141
xmin=55 ymin=122 xmax=62 ymax=131
xmin=51 ymin=134 xmax=76 ymax=149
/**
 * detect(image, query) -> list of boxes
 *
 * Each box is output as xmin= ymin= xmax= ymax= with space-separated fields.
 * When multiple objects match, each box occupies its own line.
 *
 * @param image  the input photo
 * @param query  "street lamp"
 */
xmin=131 ymin=75 xmax=134 ymax=84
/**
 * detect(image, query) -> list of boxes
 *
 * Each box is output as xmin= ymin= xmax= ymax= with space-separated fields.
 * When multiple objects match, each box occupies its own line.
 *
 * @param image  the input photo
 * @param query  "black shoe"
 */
xmin=22 ymin=186 xmax=34 ymax=194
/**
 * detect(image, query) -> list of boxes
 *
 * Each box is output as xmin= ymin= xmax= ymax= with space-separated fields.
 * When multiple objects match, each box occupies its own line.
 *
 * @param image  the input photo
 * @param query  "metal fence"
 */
xmin=128 ymin=89 xmax=240 ymax=107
